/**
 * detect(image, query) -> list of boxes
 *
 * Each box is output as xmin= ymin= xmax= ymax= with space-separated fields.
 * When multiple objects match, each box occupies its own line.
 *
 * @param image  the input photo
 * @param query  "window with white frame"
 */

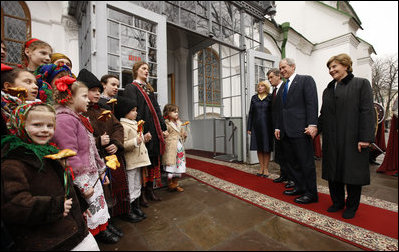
xmin=253 ymin=57 xmax=274 ymax=95
xmin=106 ymin=6 xmax=158 ymax=91
xmin=193 ymin=45 xmax=221 ymax=119
xmin=221 ymin=45 xmax=241 ymax=118
xmin=193 ymin=43 xmax=242 ymax=119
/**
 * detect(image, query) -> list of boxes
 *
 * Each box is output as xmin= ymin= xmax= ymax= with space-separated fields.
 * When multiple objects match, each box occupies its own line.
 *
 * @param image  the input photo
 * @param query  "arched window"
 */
xmin=192 ymin=47 xmax=221 ymax=119
xmin=198 ymin=48 xmax=220 ymax=106
xmin=1 ymin=1 xmax=31 ymax=66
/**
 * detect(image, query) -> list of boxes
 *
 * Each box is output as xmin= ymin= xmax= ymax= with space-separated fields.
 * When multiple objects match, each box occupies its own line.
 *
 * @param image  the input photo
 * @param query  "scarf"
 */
xmin=78 ymin=114 xmax=94 ymax=133
xmin=8 ymin=102 xmax=55 ymax=142
xmin=1 ymin=135 xmax=59 ymax=171
xmin=132 ymin=81 xmax=165 ymax=155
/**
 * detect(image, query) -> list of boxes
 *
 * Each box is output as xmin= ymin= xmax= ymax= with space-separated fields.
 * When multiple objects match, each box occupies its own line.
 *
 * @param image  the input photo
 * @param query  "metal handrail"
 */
xmin=213 ymin=118 xmax=226 ymax=157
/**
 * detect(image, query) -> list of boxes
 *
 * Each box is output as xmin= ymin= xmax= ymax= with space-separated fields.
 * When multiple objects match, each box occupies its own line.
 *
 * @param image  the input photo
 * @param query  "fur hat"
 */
xmin=114 ymin=96 xmax=137 ymax=120
xmin=76 ymin=69 xmax=103 ymax=93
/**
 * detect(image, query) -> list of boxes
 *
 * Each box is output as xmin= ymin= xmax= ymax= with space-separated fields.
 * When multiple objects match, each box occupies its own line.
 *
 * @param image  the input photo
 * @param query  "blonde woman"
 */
xmin=247 ymin=80 xmax=273 ymax=177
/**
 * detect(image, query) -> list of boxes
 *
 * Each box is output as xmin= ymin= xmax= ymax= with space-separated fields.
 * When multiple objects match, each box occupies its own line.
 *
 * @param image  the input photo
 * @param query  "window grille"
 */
xmin=1 ymin=1 xmax=31 ymax=66
xmin=106 ymin=6 xmax=158 ymax=91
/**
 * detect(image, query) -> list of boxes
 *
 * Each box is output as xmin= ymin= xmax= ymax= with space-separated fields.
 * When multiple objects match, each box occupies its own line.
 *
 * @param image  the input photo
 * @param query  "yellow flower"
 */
xmin=105 ymin=154 xmax=120 ymax=170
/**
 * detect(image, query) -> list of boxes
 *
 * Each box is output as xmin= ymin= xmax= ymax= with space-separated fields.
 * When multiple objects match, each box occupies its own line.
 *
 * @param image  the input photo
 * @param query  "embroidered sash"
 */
xmin=132 ymin=81 xmax=165 ymax=155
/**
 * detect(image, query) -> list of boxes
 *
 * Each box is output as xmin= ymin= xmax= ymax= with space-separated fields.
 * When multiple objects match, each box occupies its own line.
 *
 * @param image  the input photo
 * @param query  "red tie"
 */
xmin=272 ymin=87 xmax=277 ymax=101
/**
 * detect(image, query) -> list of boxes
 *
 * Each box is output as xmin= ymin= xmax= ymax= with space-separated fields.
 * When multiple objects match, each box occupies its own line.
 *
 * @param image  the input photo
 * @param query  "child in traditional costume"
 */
xmin=99 ymin=74 xmax=120 ymax=110
xmin=51 ymin=76 xmax=119 ymax=244
xmin=115 ymin=96 xmax=151 ymax=222
xmin=34 ymin=63 xmax=73 ymax=104
xmin=162 ymin=104 xmax=187 ymax=192
xmin=1 ymin=102 xmax=100 ymax=250
xmin=1 ymin=63 xmax=41 ymax=134
xmin=22 ymin=38 xmax=52 ymax=73
xmin=77 ymin=69 xmax=128 ymax=237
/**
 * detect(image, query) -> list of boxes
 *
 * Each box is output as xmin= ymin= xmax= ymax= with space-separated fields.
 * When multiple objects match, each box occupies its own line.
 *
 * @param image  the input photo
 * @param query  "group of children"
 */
xmin=1 ymin=38 xmax=188 ymax=250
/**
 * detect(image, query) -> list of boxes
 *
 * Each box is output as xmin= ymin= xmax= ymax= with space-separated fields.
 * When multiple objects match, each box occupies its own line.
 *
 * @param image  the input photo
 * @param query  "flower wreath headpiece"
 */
xmin=54 ymin=76 xmax=76 ymax=105
xmin=34 ymin=63 xmax=73 ymax=104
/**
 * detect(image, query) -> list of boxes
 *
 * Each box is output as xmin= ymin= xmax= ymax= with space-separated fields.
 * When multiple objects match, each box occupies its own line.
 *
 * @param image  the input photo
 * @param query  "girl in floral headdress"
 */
xmin=21 ymin=38 xmax=52 ymax=73
xmin=1 ymin=102 xmax=100 ymax=251
xmin=34 ymin=63 xmax=73 ymax=104
xmin=51 ymin=76 xmax=120 ymax=244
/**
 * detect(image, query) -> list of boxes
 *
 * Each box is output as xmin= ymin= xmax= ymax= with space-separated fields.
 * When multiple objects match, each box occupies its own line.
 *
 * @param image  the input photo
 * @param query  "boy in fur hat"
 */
xmin=115 ymin=96 xmax=151 ymax=222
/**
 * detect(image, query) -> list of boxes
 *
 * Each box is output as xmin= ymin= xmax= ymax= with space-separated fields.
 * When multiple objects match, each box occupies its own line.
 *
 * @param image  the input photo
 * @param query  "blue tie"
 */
xmin=282 ymin=79 xmax=289 ymax=104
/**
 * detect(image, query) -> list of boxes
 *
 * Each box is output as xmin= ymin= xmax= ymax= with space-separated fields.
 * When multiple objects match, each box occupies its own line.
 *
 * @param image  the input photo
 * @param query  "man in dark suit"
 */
xmin=267 ymin=68 xmax=294 ymax=188
xmin=275 ymin=58 xmax=319 ymax=204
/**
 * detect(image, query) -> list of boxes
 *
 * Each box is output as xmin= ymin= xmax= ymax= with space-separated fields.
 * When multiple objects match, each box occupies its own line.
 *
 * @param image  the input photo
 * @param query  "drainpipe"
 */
xmin=281 ymin=22 xmax=290 ymax=58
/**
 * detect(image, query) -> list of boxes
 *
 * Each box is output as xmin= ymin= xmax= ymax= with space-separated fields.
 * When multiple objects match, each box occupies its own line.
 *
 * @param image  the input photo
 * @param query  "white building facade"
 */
xmin=1 ymin=1 xmax=375 ymax=164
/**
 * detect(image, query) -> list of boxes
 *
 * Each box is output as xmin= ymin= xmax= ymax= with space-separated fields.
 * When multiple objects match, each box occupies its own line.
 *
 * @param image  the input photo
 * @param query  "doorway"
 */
xmin=168 ymin=73 xmax=175 ymax=104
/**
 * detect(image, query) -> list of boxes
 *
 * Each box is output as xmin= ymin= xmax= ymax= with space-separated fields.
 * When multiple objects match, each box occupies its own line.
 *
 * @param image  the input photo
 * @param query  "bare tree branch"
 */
xmin=372 ymin=55 xmax=399 ymax=119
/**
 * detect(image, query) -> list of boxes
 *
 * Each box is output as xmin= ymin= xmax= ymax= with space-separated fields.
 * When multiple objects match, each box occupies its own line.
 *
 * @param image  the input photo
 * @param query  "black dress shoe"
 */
xmin=342 ymin=209 xmax=356 ymax=219
xmin=132 ymin=199 xmax=147 ymax=219
xmin=327 ymin=204 xmax=344 ymax=212
xmin=369 ymin=159 xmax=380 ymax=165
xmin=273 ymin=176 xmax=287 ymax=183
xmin=285 ymin=181 xmax=295 ymax=188
xmin=107 ymin=223 xmax=124 ymax=237
xmin=122 ymin=211 xmax=144 ymax=223
xmin=294 ymin=195 xmax=318 ymax=204
xmin=96 ymin=229 xmax=120 ymax=244
xmin=256 ymin=173 xmax=262 ymax=177
xmin=262 ymin=174 xmax=269 ymax=178
xmin=283 ymin=189 xmax=304 ymax=196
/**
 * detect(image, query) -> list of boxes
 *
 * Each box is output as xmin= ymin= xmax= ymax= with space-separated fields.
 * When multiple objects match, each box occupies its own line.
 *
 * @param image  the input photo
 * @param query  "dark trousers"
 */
xmin=328 ymin=181 xmax=362 ymax=212
xmin=281 ymin=136 xmax=318 ymax=198
xmin=274 ymin=139 xmax=291 ymax=180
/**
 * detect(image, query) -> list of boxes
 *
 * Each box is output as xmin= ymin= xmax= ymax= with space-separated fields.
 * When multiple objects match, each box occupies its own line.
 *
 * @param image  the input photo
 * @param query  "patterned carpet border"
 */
xmin=186 ymin=154 xmax=398 ymax=213
xmin=185 ymin=155 xmax=398 ymax=251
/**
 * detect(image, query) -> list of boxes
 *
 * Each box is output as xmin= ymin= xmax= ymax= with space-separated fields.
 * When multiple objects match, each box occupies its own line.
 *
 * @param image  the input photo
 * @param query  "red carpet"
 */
xmin=186 ymin=157 xmax=398 ymax=250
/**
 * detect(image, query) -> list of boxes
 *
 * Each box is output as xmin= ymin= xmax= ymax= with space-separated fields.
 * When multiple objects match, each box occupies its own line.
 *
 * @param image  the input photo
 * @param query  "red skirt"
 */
xmin=377 ymin=117 xmax=398 ymax=175
xmin=142 ymin=156 xmax=163 ymax=187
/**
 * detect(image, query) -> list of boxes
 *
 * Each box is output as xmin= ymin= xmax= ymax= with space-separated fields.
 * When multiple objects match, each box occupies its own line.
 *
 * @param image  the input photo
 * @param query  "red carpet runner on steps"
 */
xmin=186 ymin=156 xmax=398 ymax=251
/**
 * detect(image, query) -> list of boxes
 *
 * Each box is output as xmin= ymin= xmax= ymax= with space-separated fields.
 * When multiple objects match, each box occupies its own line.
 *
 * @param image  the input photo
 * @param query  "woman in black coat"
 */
xmin=318 ymin=53 xmax=375 ymax=219
xmin=247 ymin=80 xmax=273 ymax=177
xmin=121 ymin=61 xmax=168 ymax=203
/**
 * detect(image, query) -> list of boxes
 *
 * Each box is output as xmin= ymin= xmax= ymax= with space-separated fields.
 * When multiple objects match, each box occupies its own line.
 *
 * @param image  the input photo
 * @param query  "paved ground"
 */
xmin=98 ymin=154 xmax=397 ymax=251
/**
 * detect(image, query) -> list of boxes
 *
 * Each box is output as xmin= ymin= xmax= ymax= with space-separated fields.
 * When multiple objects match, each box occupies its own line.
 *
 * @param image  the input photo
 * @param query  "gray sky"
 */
xmin=350 ymin=1 xmax=398 ymax=59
